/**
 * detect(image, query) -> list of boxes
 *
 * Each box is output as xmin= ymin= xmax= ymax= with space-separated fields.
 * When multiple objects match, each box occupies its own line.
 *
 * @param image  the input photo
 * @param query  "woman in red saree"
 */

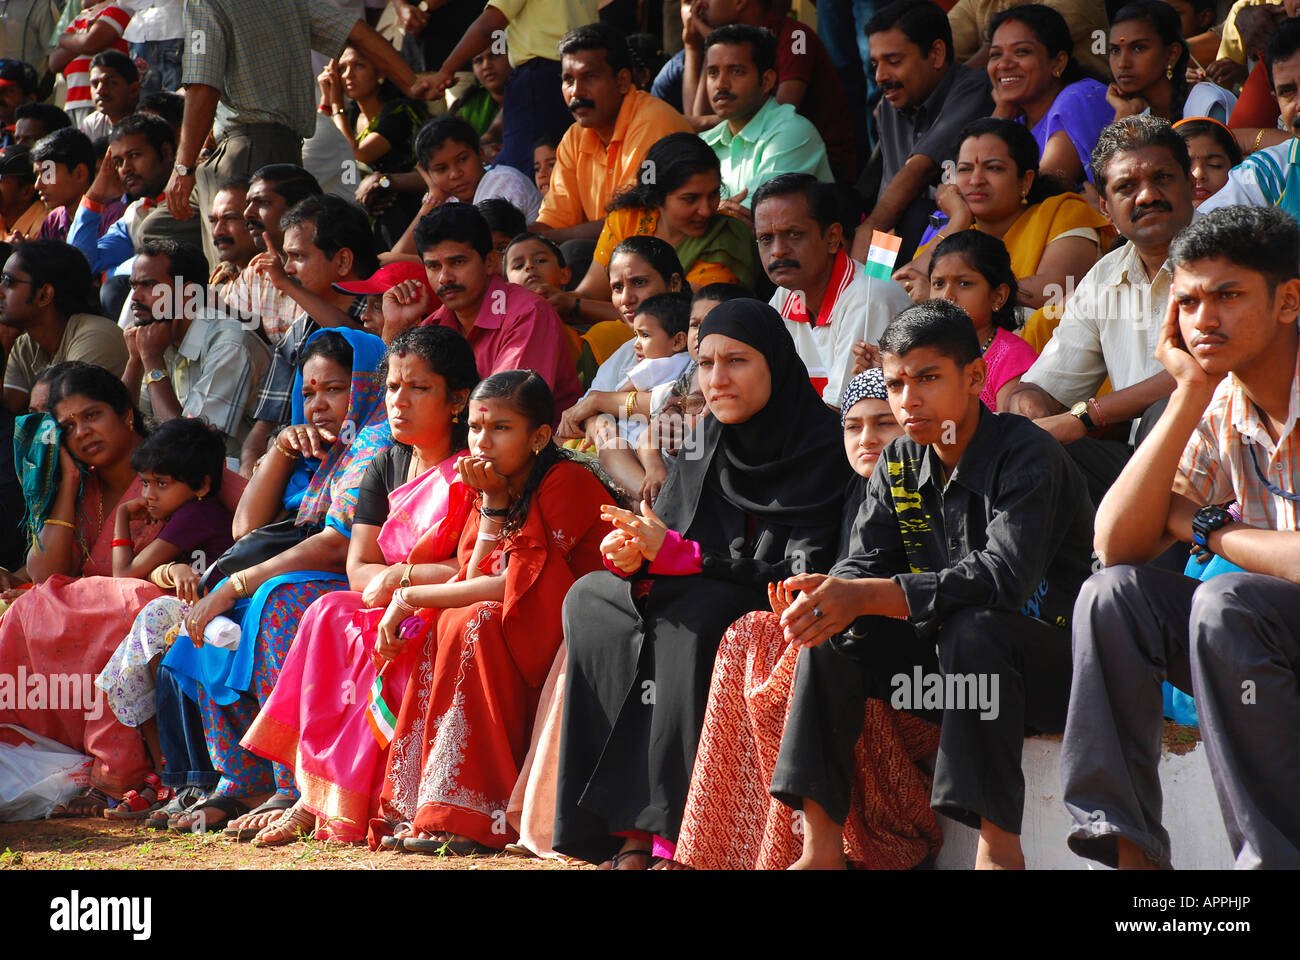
xmin=239 ymin=327 xmax=479 ymax=844
xmin=0 ymin=364 xmax=243 ymax=812
xmin=369 ymin=370 xmax=614 ymax=853
xmin=672 ymin=369 xmax=944 ymax=870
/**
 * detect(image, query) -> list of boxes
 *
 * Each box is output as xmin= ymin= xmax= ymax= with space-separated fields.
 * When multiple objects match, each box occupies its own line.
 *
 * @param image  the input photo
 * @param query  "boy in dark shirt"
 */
xmin=770 ymin=299 xmax=1094 ymax=869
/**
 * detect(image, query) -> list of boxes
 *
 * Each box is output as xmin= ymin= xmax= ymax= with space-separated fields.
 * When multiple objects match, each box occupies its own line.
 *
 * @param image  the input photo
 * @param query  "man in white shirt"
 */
xmin=121 ymin=238 xmax=270 ymax=455
xmin=1008 ymin=115 xmax=1195 ymax=501
xmin=754 ymin=173 xmax=912 ymax=409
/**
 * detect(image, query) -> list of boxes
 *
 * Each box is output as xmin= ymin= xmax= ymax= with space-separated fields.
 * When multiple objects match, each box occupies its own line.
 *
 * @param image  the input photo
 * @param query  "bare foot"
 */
xmin=650 ymin=858 xmax=692 ymax=870
xmin=975 ymin=819 xmax=1026 ymax=870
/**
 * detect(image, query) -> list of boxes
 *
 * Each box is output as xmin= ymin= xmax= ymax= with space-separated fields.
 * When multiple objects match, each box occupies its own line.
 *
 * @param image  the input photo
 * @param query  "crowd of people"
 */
xmin=0 ymin=0 xmax=1296 ymax=871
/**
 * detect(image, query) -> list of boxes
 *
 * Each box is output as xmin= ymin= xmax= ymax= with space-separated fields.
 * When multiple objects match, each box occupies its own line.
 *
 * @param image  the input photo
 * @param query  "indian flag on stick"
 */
xmin=863 ymin=230 xmax=902 ymax=281
xmin=366 ymin=666 xmax=397 ymax=749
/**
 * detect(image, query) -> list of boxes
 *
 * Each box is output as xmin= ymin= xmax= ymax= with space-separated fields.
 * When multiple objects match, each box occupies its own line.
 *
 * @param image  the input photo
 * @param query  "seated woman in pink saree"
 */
xmin=369 ymin=370 xmax=615 ymax=854
xmin=672 ymin=369 xmax=944 ymax=870
xmin=0 ymin=364 xmax=243 ymax=813
xmin=239 ymin=327 xmax=479 ymax=845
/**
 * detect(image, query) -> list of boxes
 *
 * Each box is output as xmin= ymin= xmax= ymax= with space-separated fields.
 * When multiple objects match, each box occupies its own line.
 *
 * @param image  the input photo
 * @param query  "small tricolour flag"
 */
xmin=366 ymin=669 xmax=397 ymax=749
xmin=863 ymin=230 xmax=902 ymax=281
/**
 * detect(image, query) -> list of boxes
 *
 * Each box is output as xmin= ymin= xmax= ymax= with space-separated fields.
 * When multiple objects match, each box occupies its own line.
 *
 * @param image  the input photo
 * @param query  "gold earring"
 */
xmin=451 ymin=410 xmax=459 ymax=424
xmin=1166 ymin=64 xmax=1174 ymax=79
xmin=1021 ymin=193 xmax=1028 ymax=205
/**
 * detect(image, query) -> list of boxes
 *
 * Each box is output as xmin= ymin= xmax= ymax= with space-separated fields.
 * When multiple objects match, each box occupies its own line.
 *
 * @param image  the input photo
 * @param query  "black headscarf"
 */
xmin=653 ymin=299 xmax=851 ymax=580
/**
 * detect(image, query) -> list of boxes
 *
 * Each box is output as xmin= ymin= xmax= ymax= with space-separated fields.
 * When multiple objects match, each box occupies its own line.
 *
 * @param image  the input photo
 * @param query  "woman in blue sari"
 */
xmin=155 ymin=328 xmax=391 ymax=833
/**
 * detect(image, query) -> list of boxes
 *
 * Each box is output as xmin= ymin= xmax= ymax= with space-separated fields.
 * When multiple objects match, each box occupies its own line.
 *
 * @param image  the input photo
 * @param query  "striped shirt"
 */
xmin=182 ymin=0 xmax=357 ymax=140
xmin=1178 ymin=342 xmax=1300 ymax=531
xmin=62 ymin=7 xmax=132 ymax=114
xmin=1199 ymin=137 xmax=1300 ymax=224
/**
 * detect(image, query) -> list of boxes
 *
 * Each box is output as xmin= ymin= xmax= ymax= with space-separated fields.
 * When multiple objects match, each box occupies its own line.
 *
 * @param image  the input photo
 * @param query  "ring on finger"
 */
xmin=813 ymin=607 xmax=824 ymax=620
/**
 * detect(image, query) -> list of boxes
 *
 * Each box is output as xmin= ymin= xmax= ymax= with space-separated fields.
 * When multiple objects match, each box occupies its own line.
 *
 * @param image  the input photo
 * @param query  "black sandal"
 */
xmin=169 ymin=795 xmax=255 ymax=833
xmin=608 ymin=848 xmax=653 ymax=870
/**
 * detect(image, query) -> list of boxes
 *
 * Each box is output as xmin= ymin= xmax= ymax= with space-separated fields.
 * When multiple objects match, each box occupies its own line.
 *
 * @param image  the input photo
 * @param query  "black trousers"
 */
xmin=772 ymin=608 xmax=1072 ymax=834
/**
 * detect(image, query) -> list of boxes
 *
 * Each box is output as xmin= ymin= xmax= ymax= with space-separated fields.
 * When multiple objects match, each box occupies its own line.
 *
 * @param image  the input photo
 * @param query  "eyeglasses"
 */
xmin=0 ymin=273 xmax=32 ymax=289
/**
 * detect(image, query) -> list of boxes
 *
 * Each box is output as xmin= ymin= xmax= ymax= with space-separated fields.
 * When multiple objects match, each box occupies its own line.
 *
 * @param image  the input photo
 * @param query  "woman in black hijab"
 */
xmin=553 ymin=299 xmax=854 ymax=868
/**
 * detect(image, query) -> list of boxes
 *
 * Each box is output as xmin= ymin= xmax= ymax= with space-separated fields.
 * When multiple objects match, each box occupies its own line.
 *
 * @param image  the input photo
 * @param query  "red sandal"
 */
xmin=104 ymin=774 xmax=172 ymax=821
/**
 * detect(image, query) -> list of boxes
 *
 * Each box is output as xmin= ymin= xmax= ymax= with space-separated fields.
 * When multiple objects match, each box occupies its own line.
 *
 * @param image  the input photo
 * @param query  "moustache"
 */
xmin=712 ymin=91 xmax=735 ymax=103
xmin=879 ymin=81 xmax=903 ymax=93
xmin=213 ymin=236 xmax=233 ymax=246
xmin=568 ymin=97 xmax=596 ymax=113
xmin=245 ymin=219 xmax=264 ymax=232
xmin=1131 ymin=202 xmax=1171 ymax=222
xmin=766 ymin=258 xmax=801 ymax=273
xmin=436 ymin=284 xmax=465 ymax=298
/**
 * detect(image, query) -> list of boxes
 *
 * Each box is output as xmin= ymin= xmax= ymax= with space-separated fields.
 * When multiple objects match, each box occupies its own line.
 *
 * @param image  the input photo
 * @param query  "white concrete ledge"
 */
xmin=934 ymin=735 xmax=1235 ymax=869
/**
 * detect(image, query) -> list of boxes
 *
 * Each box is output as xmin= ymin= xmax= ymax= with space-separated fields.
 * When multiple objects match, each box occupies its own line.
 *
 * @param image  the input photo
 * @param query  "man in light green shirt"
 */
xmin=700 ymin=24 xmax=833 ymax=220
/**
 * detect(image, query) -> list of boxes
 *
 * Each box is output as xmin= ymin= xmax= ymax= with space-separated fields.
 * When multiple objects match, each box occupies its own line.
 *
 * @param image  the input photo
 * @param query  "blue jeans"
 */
xmin=495 ymin=57 xmax=573 ymax=180
xmin=130 ymin=39 xmax=183 ymax=94
xmin=155 ymin=663 xmax=219 ymax=790
xmin=817 ymin=0 xmax=883 ymax=153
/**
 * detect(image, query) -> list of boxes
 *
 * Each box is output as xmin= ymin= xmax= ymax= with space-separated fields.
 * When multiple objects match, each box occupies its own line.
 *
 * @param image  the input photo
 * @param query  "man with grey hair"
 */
xmin=1007 ymin=115 xmax=1196 ymax=503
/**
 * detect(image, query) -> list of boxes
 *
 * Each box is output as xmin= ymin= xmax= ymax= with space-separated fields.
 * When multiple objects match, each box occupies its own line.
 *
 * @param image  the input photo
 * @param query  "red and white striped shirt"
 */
xmin=62 ymin=6 xmax=132 ymax=114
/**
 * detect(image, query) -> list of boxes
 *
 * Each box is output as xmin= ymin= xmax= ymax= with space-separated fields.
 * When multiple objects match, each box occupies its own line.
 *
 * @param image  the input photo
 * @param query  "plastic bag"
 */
xmin=0 ymin=724 xmax=92 ymax=822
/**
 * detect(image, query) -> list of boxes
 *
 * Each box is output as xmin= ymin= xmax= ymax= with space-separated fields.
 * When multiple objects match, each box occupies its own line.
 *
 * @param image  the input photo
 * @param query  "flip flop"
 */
xmin=402 ymin=833 xmax=493 ymax=857
xmin=169 ymin=795 xmax=255 ymax=833
xmin=379 ymin=822 xmax=413 ymax=851
xmin=223 ymin=793 xmax=297 ymax=841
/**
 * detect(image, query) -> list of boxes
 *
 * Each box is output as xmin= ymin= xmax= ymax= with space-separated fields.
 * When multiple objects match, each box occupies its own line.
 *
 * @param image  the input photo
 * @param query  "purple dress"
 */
xmin=1027 ymin=79 xmax=1115 ymax=184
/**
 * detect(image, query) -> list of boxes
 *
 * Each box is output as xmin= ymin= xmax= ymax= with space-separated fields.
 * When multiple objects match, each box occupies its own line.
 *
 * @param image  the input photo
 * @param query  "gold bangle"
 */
xmin=331 ymin=107 xmax=345 ymax=117
xmin=273 ymin=438 xmax=297 ymax=459
xmin=400 ymin=562 xmax=414 ymax=589
xmin=1254 ymin=129 xmax=1266 ymax=152
xmin=625 ymin=390 xmax=638 ymax=418
xmin=150 ymin=563 xmax=177 ymax=590
xmin=43 ymin=518 xmax=75 ymax=530
xmin=230 ymin=571 xmax=249 ymax=598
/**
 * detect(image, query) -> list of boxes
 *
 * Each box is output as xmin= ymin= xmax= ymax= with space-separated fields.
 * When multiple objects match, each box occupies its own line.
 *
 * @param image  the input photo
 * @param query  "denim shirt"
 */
xmin=832 ymin=405 xmax=1095 ymax=638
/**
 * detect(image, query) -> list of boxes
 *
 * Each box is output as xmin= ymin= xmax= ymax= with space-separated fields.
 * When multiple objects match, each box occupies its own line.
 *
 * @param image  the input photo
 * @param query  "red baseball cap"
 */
xmin=333 ymin=259 xmax=435 ymax=300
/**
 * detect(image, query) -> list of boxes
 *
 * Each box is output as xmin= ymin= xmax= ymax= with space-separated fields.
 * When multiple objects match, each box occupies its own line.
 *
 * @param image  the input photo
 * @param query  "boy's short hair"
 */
xmin=139 ymin=91 xmax=185 ymax=127
xmin=635 ymin=291 xmax=692 ymax=338
xmin=139 ymin=238 xmax=210 ymax=292
xmin=31 ymin=127 xmax=95 ymax=178
xmin=476 ymin=197 xmax=526 ymax=239
xmin=415 ymin=116 xmax=481 ymax=170
xmin=15 ymin=102 xmax=71 ymax=134
xmin=704 ymin=24 xmax=778 ymax=76
xmin=692 ymin=282 xmax=752 ymax=305
xmin=879 ymin=299 xmax=981 ymax=367
xmin=90 ymin=49 xmax=139 ymax=85
xmin=414 ymin=203 xmax=493 ymax=258
xmin=109 ymin=112 xmax=174 ymax=155
xmin=130 ymin=417 xmax=226 ymax=495
xmin=1168 ymin=205 xmax=1300 ymax=293
xmin=505 ymin=232 xmax=566 ymax=268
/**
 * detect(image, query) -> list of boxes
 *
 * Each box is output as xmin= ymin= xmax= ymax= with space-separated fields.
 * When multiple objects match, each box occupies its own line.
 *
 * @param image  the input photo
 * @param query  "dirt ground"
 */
xmin=0 ymin=819 xmax=589 ymax=870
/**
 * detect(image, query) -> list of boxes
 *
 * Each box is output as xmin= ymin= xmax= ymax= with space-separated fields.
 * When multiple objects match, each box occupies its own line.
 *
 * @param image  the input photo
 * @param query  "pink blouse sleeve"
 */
xmin=601 ymin=529 xmax=704 ymax=577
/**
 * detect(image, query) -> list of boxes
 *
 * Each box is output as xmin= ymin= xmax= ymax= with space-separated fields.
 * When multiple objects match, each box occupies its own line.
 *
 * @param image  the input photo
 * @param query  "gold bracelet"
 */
xmin=230 ymin=571 xmax=249 ymax=598
xmin=273 ymin=438 xmax=297 ymax=459
xmin=1254 ymin=129 xmax=1266 ymax=153
xmin=149 ymin=563 xmax=177 ymax=590
xmin=332 ymin=107 xmax=345 ymax=117
xmin=625 ymin=390 xmax=638 ymax=418
xmin=43 ymin=518 xmax=75 ymax=530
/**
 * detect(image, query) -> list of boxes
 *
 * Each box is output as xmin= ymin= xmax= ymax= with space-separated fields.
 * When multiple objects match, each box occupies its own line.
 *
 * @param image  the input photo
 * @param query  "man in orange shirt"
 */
xmin=532 ymin=23 xmax=694 ymax=243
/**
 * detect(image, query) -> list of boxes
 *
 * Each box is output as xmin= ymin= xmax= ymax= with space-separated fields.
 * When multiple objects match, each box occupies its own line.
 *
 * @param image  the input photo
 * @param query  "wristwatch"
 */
xmin=378 ymin=175 xmax=392 ymax=190
xmin=144 ymin=368 xmax=169 ymax=385
xmin=173 ymin=161 xmax=194 ymax=177
xmin=1192 ymin=503 xmax=1234 ymax=551
xmin=1069 ymin=400 xmax=1096 ymax=432
xmin=400 ymin=562 xmax=413 ymax=589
